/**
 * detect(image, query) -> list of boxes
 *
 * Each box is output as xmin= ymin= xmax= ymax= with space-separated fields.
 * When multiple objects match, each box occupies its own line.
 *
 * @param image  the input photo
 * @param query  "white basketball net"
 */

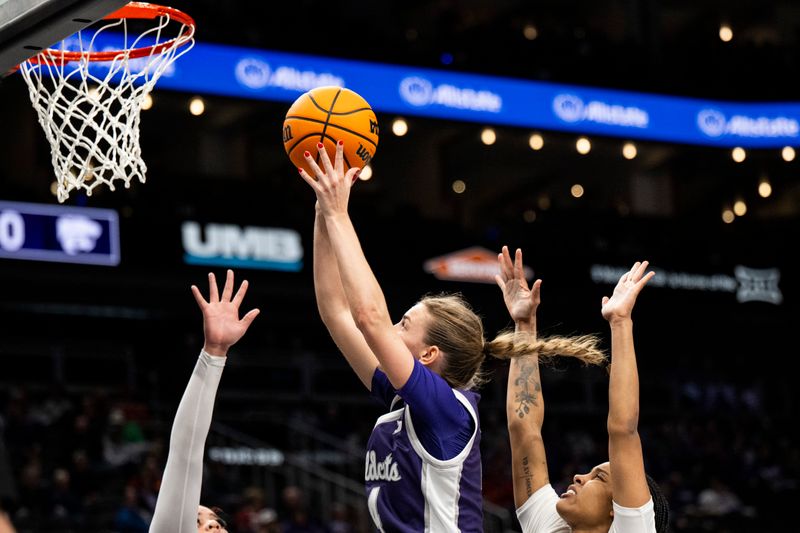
xmin=19 ymin=9 xmax=194 ymax=202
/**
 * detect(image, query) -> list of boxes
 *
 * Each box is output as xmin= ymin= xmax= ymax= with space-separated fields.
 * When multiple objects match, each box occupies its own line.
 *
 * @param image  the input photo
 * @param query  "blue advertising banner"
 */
xmin=0 ymin=200 xmax=120 ymax=266
xmin=67 ymin=33 xmax=800 ymax=148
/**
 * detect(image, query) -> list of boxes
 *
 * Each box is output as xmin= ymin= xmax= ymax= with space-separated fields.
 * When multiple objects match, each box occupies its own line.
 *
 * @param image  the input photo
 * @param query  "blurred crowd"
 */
xmin=480 ymin=378 xmax=798 ymax=532
xmin=0 ymin=374 xmax=797 ymax=532
xmin=0 ymin=385 xmax=361 ymax=533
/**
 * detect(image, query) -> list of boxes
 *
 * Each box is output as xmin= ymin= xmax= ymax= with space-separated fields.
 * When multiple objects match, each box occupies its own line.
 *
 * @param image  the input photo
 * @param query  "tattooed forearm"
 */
xmin=514 ymin=359 xmax=541 ymax=418
xmin=521 ymin=456 xmax=533 ymax=496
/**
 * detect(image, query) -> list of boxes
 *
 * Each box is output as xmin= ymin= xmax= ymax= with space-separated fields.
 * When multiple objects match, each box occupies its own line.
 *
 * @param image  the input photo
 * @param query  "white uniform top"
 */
xmin=150 ymin=351 xmax=225 ymax=533
xmin=517 ymin=484 xmax=656 ymax=533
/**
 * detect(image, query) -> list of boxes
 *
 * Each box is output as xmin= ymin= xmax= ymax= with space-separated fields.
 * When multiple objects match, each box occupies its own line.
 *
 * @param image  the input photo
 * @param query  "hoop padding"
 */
xmin=19 ymin=3 xmax=195 ymax=202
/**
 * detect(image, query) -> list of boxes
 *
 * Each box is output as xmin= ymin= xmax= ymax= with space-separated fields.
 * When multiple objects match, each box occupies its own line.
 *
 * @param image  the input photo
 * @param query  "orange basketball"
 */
xmin=283 ymin=86 xmax=379 ymax=177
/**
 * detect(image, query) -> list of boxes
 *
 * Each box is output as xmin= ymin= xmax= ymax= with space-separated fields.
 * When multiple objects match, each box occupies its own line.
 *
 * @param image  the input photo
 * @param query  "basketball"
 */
xmin=283 ymin=86 xmax=379 ymax=177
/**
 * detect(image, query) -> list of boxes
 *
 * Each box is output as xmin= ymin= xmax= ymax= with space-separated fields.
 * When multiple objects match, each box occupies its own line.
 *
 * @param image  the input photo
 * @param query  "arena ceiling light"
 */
xmin=528 ymin=133 xmax=544 ymax=150
xmin=758 ymin=177 xmax=772 ymax=198
xmin=719 ymin=24 xmax=733 ymax=42
xmin=622 ymin=142 xmax=637 ymax=160
xmin=392 ymin=118 xmax=408 ymax=136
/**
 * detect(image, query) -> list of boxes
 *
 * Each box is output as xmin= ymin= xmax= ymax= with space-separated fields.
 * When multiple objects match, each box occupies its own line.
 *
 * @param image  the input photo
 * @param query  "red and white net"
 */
xmin=19 ymin=3 xmax=194 ymax=202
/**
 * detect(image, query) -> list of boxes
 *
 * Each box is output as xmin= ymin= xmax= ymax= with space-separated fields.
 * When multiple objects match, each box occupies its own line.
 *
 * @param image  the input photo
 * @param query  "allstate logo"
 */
xmin=553 ymin=94 xmax=584 ymax=123
xmin=235 ymin=58 xmax=271 ymax=89
xmin=697 ymin=109 xmax=726 ymax=137
xmin=399 ymin=77 xmax=434 ymax=106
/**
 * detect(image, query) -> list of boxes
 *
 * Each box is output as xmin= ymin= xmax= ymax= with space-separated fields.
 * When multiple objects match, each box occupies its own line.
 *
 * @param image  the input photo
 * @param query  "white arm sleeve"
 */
xmin=609 ymin=499 xmax=656 ymax=533
xmin=149 ymin=351 xmax=226 ymax=533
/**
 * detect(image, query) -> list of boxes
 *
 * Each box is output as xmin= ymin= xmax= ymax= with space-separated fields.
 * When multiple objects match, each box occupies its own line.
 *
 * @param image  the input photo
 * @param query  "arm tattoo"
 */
xmin=522 ymin=456 xmax=533 ymax=496
xmin=514 ymin=360 xmax=541 ymax=418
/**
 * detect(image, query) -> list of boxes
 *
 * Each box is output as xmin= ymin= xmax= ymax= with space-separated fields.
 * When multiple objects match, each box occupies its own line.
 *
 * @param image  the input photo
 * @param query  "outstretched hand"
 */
xmin=601 ymin=261 xmax=655 ymax=324
xmin=495 ymin=246 xmax=541 ymax=325
xmin=191 ymin=269 xmax=260 ymax=357
xmin=298 ymin=141 xmax=361 ymax=217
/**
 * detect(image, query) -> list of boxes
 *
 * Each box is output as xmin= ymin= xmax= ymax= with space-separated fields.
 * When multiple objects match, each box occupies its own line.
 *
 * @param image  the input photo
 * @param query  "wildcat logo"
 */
xmin=56 ymin=215 xmax=103 ymax=255
xmin=365 ymin=451 xmax=402 ymax=482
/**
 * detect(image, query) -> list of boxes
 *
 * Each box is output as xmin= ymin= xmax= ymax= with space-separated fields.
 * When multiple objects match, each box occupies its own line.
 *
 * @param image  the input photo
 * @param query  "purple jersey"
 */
xmin=365 ymin=385 xmax=483 ymax=532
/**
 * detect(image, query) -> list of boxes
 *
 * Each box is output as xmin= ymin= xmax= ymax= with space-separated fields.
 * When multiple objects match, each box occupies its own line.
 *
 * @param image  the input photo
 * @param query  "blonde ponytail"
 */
xmin=418 ymin=293 xmax=606 ymax=391
xmin=486 ymin=330 xmax=606 ymax=366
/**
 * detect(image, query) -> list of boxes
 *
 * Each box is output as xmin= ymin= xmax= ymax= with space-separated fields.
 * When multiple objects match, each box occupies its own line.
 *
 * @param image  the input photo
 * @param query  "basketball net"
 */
xmin=19 ymin=3 xmax=195 ymax=202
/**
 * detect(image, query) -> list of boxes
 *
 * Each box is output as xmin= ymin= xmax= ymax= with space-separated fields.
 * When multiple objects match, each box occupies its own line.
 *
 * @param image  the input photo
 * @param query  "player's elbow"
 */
xmin=607 ymin=413 xmax=640 ymax=437
xmin=317 ymin=307 xmax=346 ymax=333
xmin=315 ymin=289 xmax=348 ymax=319
xmin=352 ymin=304 xmax=384 ymax=333
xmin=316 ymin=301 xmax=340 ymax=326
xmin=507 ymin=413 xmax=544 ymax=439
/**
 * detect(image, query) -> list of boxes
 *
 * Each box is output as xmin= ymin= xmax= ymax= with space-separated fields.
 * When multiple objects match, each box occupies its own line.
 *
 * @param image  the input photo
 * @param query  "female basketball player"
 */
xmin=496 ymin=249 xmax=669 ymax=533
xmin=149 ymin=270 xmax=259 ymax=533
xmin=299 ymin=143 xmax=603 ymax=532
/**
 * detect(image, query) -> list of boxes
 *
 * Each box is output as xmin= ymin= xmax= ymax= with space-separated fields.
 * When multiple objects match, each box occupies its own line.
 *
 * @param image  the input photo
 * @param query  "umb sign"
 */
xmin=424 ymin=247 xmax=533 ymax=284
xmin=182 ymin=221 xmax=303 ymax=271
xmin=0 ymin=200 xmax=120 ymax=266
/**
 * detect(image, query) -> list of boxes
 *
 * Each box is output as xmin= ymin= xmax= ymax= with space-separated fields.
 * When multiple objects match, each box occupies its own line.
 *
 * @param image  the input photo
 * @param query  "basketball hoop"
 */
xmin=19 ymin=2 xmax=195 ymax=202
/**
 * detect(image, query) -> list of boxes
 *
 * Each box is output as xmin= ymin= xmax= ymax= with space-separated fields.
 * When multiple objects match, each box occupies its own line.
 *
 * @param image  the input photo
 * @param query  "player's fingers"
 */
xmin=221 ymin=269 xmax=235 ymax=301
xmin=298 ymin=167 xmax=322 ymax=191
xmin=191 ymin=285 xmax=208 ymax=308
xmin=513 ymin=248 xmax=525 ymax=281
xmin=232 ymin=279 xmax=249 ymax=307
xmin=335 ymin=140 xmax=345 ymax=175
xmin=345 ymin=167 xmax=360 ymax=185
xmin=303 ymin=151 xmax=326 ymax=183
xmin=628 ymin=261 xmax=642 ymax=281
xmin=530 ymin=279 xmax=542 ymax=301
xmin=501 ymin=247 xmax=514 ymax=280
xmin=635 ymin=270 xmax=656 ymax=291
xmin=496 ymin=253 xmax=507 ymax=281
xmin=208 ymin=272 xmax=219 ymax=302
xmin=634 ymin=260 xmax=649 ymax=280
xmin=240 ymin=308 xmax=261 ymax=328
xmin=494 ymin=274 xmax=506 ymax=292
xmin=317 ymin=142 xmax=336 ymax=180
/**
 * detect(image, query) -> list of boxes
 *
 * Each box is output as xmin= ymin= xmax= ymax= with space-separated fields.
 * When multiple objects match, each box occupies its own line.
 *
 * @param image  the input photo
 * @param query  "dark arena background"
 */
xmin=0 ymin=1 xmax=797 ymax=532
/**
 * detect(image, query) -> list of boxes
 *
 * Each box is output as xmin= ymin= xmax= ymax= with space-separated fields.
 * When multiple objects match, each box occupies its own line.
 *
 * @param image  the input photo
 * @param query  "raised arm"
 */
xmin=0 ymin=511 xmax=16 ymax=533
xmin=314 ymin=206 xmax=380 ymax=389
xmin=601 ymin=261 xmax=654 ymax=509
xmin=495 ymin=246 xmax=549 ymax=508
xmin=300 ymin=142 xmax=415 ymax=389
xmin=150 ymin=271 xmax=259 ymax=533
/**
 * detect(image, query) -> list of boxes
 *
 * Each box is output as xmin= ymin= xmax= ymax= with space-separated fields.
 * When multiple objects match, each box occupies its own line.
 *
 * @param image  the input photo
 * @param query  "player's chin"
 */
xmin=555 ymin=496 xmax=576 ymax=516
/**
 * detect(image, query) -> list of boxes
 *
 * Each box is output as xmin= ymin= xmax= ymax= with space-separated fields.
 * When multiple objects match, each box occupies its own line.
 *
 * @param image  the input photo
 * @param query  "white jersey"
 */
xmin=150 ymin=351 xmax=225 ymax=533
xmin=516 ymin=484 xmax=656 ymax=533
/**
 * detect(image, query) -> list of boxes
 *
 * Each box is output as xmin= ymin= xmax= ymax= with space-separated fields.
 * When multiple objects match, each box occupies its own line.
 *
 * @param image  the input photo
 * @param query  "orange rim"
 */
xmin=27 ymin=2 xmax=195 ymax=65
